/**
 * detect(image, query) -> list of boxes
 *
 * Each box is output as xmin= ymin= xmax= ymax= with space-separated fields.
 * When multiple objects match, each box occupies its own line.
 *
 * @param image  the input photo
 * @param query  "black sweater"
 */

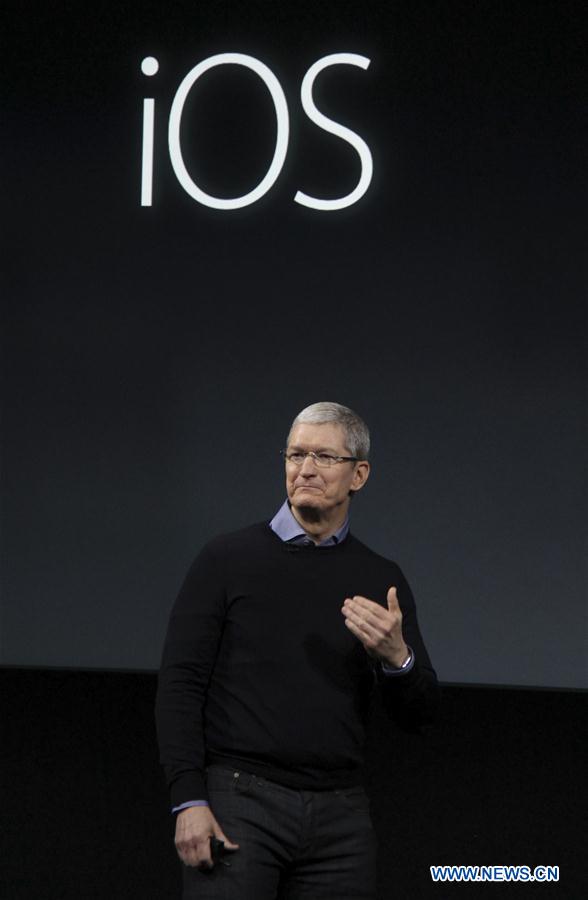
xmin=155 ymin=522 xmax=439 ymax=806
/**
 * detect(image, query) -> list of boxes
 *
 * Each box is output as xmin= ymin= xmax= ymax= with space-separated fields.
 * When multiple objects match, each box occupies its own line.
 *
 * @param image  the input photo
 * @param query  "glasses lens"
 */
xmin=284 ymin=451 xmax=339 ymax=467
xmin=285 ymin=451 xmax=304 ymax=465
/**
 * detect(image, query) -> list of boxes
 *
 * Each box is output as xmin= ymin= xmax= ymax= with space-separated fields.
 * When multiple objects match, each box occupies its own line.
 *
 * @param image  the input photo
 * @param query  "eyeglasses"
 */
xmin=281 ymin=449 xmax=359 ymax=468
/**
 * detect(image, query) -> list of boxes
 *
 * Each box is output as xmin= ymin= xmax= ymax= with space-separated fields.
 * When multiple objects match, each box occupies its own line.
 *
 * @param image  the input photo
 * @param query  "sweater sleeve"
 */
xmin=155 ymin=541 xmax=227 ymax=807
xmin=376 ymin=566 xmax=440 ymax=729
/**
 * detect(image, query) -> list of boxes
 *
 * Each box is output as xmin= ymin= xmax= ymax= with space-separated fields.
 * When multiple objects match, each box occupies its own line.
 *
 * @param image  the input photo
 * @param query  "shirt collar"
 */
xmin=269 ymin=499 xmax=350 ymax=546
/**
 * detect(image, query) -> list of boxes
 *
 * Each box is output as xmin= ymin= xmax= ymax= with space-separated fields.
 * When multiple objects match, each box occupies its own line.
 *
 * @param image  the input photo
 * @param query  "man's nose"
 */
xmin=300 ymin=453 xmax=319 ymax=474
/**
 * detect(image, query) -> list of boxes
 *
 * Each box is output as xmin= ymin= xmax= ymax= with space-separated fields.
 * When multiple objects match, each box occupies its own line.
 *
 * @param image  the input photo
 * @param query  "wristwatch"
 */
xmin=380 ymin=646 xmax=414 ymax=675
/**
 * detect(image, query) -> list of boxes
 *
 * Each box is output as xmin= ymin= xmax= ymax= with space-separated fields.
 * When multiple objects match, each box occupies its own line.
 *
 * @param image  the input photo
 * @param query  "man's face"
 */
xmin=285 ymin=422 xmax=370 ymax=518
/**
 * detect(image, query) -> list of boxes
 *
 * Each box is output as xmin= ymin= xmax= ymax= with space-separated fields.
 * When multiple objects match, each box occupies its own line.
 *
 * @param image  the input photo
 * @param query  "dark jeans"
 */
xmin=182 ymin=765 xmax=377 ymax=900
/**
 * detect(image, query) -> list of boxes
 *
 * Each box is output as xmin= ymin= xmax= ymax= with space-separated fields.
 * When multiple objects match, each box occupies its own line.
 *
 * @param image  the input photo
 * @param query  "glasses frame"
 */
xmin=281 ymin=449 xmax=359 ymax=468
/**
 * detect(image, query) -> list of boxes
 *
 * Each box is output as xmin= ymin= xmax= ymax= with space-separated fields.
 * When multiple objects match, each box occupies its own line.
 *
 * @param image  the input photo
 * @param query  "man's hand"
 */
xmin=341 ymin=586 xmax=409 ymax=667
xmin=174 ymin=805 xmax=239 ymax=869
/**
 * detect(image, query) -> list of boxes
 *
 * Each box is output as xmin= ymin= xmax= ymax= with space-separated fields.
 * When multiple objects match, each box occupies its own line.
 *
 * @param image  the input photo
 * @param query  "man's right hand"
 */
xmin=174 ymin=805 xmax=239 ymax=868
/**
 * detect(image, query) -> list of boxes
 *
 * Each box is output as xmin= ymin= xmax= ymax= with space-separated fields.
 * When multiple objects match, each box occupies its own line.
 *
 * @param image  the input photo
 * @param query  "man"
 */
xmin=155 ymin=401 xmax=438 ymax=899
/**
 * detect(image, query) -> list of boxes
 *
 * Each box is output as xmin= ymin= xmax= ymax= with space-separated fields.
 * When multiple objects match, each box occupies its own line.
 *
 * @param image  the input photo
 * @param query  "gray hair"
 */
xmin=287 ymin=402 xmax=370 ymax=460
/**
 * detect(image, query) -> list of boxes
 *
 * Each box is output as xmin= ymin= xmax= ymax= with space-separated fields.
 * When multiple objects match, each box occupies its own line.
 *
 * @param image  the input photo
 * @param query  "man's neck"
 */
xmin=290 ymin=503 xmax=349 ymax=545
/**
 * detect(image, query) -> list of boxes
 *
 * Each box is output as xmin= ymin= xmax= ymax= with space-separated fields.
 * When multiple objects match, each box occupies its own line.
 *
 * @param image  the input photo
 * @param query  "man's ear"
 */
xmin=350 ymin=460 xmax=370 ymax=494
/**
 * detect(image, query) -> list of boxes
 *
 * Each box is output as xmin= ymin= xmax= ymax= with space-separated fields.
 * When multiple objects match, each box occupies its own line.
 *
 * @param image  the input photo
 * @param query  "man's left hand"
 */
xmin=341 ymin=586 xmax=409 ymax=667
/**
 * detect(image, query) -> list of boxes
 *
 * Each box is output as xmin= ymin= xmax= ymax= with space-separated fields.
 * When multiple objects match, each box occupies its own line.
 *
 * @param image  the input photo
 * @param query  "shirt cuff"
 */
xmin=380 ymin=646 xmax=415 ymax=676
xmin=171 ymin=800 xmax=209 ymax=814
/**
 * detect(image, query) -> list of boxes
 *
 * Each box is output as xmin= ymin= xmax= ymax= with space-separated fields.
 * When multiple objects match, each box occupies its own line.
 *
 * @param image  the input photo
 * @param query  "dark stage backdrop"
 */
xmin=2 ymin=1 xmax=586 ymax=687
xmin=3 ymin=669 xmax=585 ymax=900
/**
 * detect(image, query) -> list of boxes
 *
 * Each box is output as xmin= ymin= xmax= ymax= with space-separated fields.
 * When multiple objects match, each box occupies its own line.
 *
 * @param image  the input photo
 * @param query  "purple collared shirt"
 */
xmin=269 ymin=498 xmax=350 ymax=546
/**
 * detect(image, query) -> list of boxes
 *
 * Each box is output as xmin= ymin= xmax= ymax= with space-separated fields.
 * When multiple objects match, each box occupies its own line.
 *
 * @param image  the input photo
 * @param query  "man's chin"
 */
xmin=294 ymin=503 xmax=322 ymax=523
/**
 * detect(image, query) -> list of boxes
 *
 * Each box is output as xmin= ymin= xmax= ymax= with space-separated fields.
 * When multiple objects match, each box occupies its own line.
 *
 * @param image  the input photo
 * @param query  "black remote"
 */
xmin=210 ymin=836 xmax=230 ymax=867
